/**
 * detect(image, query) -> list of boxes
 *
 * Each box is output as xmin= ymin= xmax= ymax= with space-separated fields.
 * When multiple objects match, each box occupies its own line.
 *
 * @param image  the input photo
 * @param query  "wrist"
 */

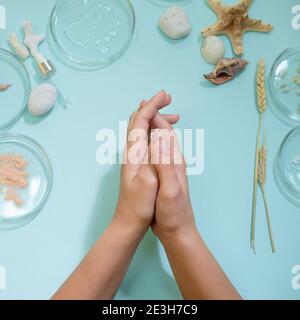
xmin=158 ymin=225 xmax=200 ymax=248
xmin=112 ymin=211 xmax=148 ymax=242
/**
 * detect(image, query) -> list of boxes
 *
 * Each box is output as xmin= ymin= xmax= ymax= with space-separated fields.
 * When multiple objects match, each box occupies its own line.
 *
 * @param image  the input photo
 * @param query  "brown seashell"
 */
xmin=204 ymin=58 xmax=248 ymax=85
xmin=0 ymin=84 xmax=12 ymax=92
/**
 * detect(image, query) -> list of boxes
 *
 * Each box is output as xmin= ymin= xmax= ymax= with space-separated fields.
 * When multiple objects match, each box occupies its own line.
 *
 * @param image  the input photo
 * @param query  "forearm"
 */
xmin=52 ymin=218 xmax=145 ymax=300
xmin=160 ymin=229 xmax=241 ymax=300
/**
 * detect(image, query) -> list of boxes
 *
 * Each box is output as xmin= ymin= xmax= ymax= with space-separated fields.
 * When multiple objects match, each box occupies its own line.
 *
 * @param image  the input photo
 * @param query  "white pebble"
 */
xmin=201 ymin=36 xmax=225 ymax=65
xmin=28 ymin=83 xmax=57 ymax=116
xmin=159 ymin=6 xmax=191 ymax=40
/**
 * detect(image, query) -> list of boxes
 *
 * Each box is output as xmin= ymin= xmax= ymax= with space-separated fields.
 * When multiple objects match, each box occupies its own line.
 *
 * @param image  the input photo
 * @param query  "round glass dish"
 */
xmin=0 ymin=49 xmax=30 ymax=131
xmin=269 ymin=48 xmax=300 ymax=125
xmin=0 ymin=134 xmax=53 ymax=230
xmin=49 ymin=0 xmax=135 ymax=70
xmin=274 ymin=126 xmax=300 ymax=207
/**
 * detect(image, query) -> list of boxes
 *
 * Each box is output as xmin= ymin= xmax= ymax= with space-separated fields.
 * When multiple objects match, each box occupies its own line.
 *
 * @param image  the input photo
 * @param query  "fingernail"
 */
xmin=156 ymin=90 xmax=166 ymax=102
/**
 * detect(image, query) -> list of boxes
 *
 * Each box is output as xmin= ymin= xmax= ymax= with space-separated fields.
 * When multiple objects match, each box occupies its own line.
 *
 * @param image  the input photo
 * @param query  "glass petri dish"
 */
xmin=274 ymin=126 xmax=300 ymax=207
xmin=0 ymin=49 xmax=31 ymax=131
xmin=49 ymin=0 xmax=135 ymax=70
xmin=0 ymin=134 xmax=53 ymax=230
xmin=269 ymin=48 xmax=300 ymax=125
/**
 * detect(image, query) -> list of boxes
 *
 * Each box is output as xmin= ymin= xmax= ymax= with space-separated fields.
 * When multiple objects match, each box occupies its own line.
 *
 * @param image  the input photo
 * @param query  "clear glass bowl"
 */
xmin=0 ymin=134 xmax=53 ymax=230
xmin=269 ymin=48 xmax=300 ymax=125
xmin=49 ymin=0 xmax=135 ymax=70
xmin=274 ymin=126 xmax=300 ymax=207
xmin=0 ymin=49 xmax=31 ymax=131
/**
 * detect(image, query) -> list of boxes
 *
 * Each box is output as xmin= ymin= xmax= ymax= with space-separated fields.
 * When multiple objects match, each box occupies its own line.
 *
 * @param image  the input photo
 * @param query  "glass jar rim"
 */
xmin=0 ymin=133 xmax=53 ymax=230
xmin=0 ymin=49 xmax=31 ymax=131
xmin=268 ymin=47 xmax=300 ymax=125
xmin=275 ymin=126 xmax=300 ymax=207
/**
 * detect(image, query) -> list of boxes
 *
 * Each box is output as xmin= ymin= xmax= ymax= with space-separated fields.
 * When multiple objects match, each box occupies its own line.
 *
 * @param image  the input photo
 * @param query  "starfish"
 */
xmin=202 ymin=0 xmax=273 ymax=56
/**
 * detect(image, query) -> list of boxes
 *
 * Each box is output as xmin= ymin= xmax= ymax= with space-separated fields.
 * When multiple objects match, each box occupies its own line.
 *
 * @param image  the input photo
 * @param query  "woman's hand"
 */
xmin=53 ymin=90 xmax=180 ymax=300
xmin=114 ymin=91 xmax=179 ymax=237
xmin=53 ymin=90 xmax=240 ymax=300
xmin=150 ymin=122 xmax=196 ymax=241
xmin=149 ymin=116 xmax=241 ymax=300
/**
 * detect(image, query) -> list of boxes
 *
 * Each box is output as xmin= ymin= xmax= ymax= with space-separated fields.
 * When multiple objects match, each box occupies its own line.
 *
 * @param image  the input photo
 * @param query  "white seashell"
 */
xmin=159 ymin=6 xmax=191 ymax=40
xmin=28 ymin=83 xmax=57 ymax=116
xmin=201 ymin=36 xmax=225 ymax=65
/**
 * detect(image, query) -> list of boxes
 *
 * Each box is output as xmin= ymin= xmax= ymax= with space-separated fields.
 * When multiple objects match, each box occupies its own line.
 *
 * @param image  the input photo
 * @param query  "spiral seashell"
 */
xmin=203 ymin=58 xmax=248 ymax=85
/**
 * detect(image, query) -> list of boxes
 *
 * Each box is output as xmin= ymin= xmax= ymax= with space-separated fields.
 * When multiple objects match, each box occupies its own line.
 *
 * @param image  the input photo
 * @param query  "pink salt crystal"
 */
xmin=5 ymin=189 xmax=23 ymax=207
xmin=0 ymin=153 xmax=29 ymax=207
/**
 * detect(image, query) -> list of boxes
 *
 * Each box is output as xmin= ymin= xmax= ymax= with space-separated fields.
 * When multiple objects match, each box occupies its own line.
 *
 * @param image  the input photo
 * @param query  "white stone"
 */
xmin=201 ymin=36 xmax=225 ymax=65
xmin=28 ymin=83 xmax=57 ymax=116
xmin=159 ymin=6 xmax=191 ymax=40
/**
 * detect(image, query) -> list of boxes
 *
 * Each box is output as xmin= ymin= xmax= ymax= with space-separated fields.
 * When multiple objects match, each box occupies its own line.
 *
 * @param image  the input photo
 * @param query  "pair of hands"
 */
xmin=114 ymin=91 xmax=196 ymax=242
xmin=53 ymin=90 xmax=241 ymax=301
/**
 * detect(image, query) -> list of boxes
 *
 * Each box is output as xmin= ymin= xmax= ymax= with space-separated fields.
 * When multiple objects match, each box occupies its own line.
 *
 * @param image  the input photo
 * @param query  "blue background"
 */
xmin=0 ymin=0 xmax=300 ymax=300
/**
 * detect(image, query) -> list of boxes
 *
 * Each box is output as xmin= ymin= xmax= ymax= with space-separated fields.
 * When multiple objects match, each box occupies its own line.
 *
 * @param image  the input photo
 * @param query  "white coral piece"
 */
xmin=23 ymin=21 xmax=45 ymax=56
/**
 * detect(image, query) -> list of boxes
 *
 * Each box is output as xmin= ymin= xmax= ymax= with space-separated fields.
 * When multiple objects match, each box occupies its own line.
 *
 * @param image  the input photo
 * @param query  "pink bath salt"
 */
xmin=4 ymin=187 xmax=23 ymax=207
xmin=0 ymin=153 xmax=29 ymax=207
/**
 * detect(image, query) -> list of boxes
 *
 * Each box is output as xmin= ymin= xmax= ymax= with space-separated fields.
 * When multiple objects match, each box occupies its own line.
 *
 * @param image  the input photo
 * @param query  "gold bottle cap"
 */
xmin=38 ymin=60 xmax=56 ymax=77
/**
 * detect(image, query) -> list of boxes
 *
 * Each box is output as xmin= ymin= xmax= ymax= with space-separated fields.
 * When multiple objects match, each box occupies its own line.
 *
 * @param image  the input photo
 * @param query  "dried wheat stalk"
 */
xmin=257 ymin=59 xmax=267 ymax=114
xmin=258 ymin=136 xmax=267 ymax=187
xmin=251 ymin=58 xmax=267 ymax=253
xmin=258 ymin=133 xmax=276 ymax=253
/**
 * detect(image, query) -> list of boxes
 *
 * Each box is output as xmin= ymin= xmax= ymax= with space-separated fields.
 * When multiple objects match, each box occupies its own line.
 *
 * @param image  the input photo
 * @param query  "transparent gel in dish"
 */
xmin=269 ymin=48 xmax=300 ymax=124
xmin=275 ymin=126 xmax=300 ymax=207
xmin=0 ymin=49 xmax=30 ymax=131
xmin=0 ymin=134 xmax=53 ymax=230
xmin=49 ymin=0 xmax=135 ymax=69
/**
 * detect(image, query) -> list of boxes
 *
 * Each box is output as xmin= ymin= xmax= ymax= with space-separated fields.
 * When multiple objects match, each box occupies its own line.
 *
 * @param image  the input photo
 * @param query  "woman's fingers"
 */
xmin=148 ymin=109 xmax=187 ymax=188
xmin=140 ymin=95 xmax=176 ymax=129
xmin=129 ymin=113 xmax=178 ymax=129
xmin=124 ymin=91 xmax=171 ymax=180
xmin=128 ymin=90 xmax=169 ymax=133
xmin=161 ymin=114 xmax=180 ymax=125
xmin=151 ymin=113 xmax=179 ymax=129
xmin=134 ymin=92 xmax=187 ymax=191
xmin=151 ymin=129 xmax=179 ymax=188
xmin=139 ymin=93 xmax=172 ymax=110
